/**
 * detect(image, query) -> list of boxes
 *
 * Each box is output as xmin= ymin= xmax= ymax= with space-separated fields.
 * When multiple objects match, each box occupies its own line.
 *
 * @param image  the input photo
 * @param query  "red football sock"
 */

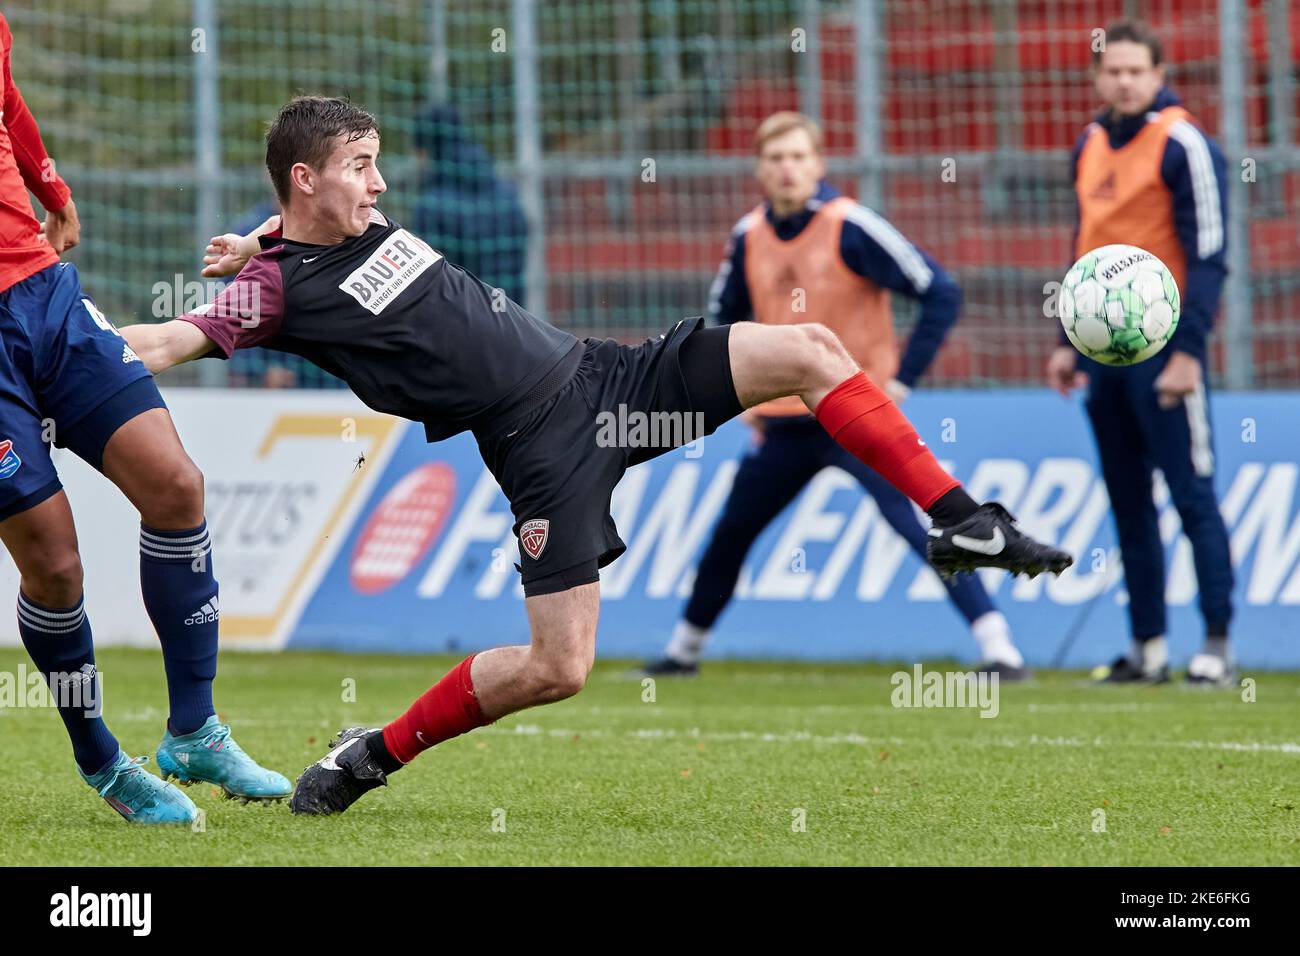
xmin=814 ymin=371 xmax=960 ymax=511
xmin=382 ymin=654 xmax=490 ymax=764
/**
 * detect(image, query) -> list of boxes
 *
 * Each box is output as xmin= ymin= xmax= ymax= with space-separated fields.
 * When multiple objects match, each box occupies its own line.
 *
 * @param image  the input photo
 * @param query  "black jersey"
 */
xmin=179 ymin=208 xmax=579 ymax=440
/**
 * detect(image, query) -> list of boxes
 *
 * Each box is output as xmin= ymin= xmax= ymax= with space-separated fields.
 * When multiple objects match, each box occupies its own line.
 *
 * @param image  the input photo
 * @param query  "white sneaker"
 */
xmin=1186 ymin=653 xmax=1236 ymax=688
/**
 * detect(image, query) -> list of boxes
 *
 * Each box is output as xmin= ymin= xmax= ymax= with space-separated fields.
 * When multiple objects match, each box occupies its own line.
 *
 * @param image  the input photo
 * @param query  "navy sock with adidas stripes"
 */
xmin=140 ymin=521 xmax=219 ymax=735
xmin=16 ymin=592 xmax=119 ymax=775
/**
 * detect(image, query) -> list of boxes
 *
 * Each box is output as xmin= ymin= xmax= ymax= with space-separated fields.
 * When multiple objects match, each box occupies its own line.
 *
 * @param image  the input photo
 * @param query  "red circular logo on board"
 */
xmin=350 ymin=462 xmax=456 ymax=594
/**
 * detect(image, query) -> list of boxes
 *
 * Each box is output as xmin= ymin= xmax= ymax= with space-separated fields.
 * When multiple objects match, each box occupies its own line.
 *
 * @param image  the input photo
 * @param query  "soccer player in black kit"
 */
xmin=123 ymin=96 xmax=1072 ymax=815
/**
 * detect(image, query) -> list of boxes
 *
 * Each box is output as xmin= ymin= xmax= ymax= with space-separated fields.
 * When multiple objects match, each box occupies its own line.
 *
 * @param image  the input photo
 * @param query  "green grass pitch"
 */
xmin=1 ymin=647 xmax=1296 ymax=866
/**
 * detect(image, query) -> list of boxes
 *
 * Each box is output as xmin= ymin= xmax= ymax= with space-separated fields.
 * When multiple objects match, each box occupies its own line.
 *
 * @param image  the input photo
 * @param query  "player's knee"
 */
xmin=793 ymin=323 xmax=853 ymax=385
xmin=170 ymin=460 xmax=205 ymax=507
xmin=529 ymin=654 xmax=592 ymax=703
xmin=149 ymin=460 xmax=205 ymax=522
xmin=548 ymin=661 xmax=591 ymax=702
xmin=800 ymin=321 xmax=841 ymax=353
xmin=24 ymin=549 xmax=84 ymax=607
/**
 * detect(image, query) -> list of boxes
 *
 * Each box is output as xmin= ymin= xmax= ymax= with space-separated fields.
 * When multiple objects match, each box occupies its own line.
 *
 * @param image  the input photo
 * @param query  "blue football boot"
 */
xmin=156 ymin=715 xmax=292 ymax=803
xmin=79 ymin=750 xmax=198 ymax=825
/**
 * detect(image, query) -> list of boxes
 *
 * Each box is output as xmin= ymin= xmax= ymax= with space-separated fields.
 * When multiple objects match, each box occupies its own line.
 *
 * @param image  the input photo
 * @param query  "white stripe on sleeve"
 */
xmin=842 ymin=203 xmax=934 ymax=293
xmin=1168 ymin=120 xmax=1224 ymax=259
xmin=707 ymin=211 xmax=759 ymax=320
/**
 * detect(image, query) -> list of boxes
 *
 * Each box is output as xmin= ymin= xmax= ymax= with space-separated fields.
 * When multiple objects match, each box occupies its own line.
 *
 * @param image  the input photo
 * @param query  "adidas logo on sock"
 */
xmin=184 ymin=596 xmax=220 ymax=626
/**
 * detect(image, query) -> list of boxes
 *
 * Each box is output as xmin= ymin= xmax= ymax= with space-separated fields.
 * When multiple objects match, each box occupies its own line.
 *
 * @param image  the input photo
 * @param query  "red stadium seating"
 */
xmin=548 ymin=6 xmax=1300 ymax=379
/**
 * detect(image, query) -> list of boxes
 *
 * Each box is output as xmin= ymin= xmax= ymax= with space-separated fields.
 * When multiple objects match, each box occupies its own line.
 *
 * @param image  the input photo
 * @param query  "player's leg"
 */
xmin=96 ymin=405 xmax=209 ymax=729
xmin=41 ymin=271 xmax=289 ymax=799
xmin=647 ymin=420 xmax=823 ymax=674
xmin=834 ymin=443 xmax=1028 ymax=677
xmin=722 ymin=320 xmax=1073 ymax=576
xmin=0 ymin=267 xmax=195 ymax=823
xmin=83 ymin=404 xmax=289 ymax=800
xmin=464 ymin=578 xmax=599 ymax=717
xmin=290 ymin=578 xmax=600 ymax=815
xmin=2 ymin=495 xmax=199 ymax=824
xmin=1085 ymin=366 xmax=1169 ymax=683
xmin=291 ymin=358 xmax=623 ymax=814
xmin=0 ymin=492 xmax=116 ymax=775
xmin=1139 ymin=365 xmax=1234 ymax=686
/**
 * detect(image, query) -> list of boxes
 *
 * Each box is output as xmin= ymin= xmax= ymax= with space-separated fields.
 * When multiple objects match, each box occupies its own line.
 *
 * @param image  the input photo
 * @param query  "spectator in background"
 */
xmin=1047 ymin=19 xmax=1233 ymax=686
xmin=643 ymin=111 xmax=1029 ymax=680
xmin=412 ymin=104 xmax=527 ymax=306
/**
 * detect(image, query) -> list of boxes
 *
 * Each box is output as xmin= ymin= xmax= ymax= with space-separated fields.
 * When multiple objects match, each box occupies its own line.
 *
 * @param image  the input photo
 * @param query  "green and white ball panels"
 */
xmin=1058 ymin=244 xmax=1180 ymax=366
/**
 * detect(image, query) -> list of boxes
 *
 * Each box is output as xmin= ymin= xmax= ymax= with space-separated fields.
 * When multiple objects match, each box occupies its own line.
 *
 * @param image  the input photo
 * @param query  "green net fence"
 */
xmin=6 ymin=0 xmax=1298 ymax=388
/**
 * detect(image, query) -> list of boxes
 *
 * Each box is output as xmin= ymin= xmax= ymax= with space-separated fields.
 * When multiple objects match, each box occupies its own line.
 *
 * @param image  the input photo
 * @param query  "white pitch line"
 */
xmin=480 ymin=724 xmax=1300 ymax=755
xmin=45 ymin=710 xmax=1298 ymax=756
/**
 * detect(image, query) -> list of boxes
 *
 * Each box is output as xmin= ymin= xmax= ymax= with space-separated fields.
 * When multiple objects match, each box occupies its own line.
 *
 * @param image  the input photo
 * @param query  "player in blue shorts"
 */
xmin=0 ymin=11 xmax=288 ymax=823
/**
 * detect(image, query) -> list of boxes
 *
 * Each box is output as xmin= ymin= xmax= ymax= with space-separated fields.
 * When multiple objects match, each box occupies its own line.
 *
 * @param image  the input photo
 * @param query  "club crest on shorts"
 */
xmin=0 ymin=439 xmax=22 ymax=480
xmin=520 ymin=518 xmax=550 ymax=560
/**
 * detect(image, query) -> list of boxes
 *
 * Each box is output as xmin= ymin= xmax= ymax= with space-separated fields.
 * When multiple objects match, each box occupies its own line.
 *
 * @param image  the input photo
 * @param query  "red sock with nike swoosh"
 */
xmin=814 ymin=371 xmax=973 ymax=517
xmin=381 ymin=654 xmax=491 ymax=764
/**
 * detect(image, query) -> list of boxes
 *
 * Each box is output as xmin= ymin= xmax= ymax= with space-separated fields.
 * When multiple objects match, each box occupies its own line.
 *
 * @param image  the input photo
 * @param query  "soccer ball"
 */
xmin=1057 ymin=244 xmax=1180 ymax=366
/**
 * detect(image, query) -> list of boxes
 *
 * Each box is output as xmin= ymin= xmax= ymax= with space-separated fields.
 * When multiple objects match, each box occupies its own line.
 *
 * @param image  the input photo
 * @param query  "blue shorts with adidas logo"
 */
xmin=0 ymin=262 xmax=164 ymax=523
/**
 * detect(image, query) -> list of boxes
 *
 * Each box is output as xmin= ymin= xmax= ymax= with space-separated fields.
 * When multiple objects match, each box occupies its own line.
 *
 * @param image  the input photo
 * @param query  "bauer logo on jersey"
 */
xmin=520 ymin=519 xmax=550 ymax=560
xmin=0 ymin=439 xmax=21 ymax=480
xmin=338 ymin=229 xmax=443 ymax=315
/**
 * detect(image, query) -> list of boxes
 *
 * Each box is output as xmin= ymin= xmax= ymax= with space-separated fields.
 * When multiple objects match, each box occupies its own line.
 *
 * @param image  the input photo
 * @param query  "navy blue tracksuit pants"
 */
xmin=683 ymin=415 xmax=995 ymax=630
xmin=1083 ymin=352 xmax=1234 ymax=639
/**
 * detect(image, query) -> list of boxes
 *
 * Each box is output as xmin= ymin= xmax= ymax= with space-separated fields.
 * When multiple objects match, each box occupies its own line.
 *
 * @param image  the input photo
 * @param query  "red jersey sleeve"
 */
xmin=177 ymin=253 xmax=286 ymax=357
xmin=1 ymin=14 xmax=71 ymax=212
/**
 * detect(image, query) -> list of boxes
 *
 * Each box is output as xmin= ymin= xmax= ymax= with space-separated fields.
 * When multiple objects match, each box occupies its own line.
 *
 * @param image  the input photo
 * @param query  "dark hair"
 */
xmin=265 ymin=95 xmax=379 ymax=204
xmin=1094 ymin=18 xmax=1163 ymax=66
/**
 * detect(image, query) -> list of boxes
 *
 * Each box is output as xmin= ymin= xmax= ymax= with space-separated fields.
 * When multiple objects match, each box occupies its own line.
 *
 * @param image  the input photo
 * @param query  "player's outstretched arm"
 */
xmin=201 ymin=215 xmax=280 ymax=278
xmin=121 ymin=320 xmax=216 ymax=374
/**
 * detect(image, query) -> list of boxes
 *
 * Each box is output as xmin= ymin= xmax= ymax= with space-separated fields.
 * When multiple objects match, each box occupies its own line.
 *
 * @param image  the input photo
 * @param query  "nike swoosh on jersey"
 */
xmin=950 ymin=527 xmax=1006 ymax=555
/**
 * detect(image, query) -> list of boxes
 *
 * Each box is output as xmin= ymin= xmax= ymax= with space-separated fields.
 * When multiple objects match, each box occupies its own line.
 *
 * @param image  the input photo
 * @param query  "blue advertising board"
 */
xmin=290 ymin=391 xmax=1300 ymax=668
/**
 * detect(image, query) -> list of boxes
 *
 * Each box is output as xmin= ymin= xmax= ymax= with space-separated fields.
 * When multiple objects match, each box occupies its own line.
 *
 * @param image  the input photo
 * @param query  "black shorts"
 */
xmin=475 ymin=317 xmax=742 ymax=596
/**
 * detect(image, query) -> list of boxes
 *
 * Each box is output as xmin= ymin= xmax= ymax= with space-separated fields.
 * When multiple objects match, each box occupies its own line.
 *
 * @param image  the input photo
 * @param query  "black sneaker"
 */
xmin=927 ymin=502 xmax=1074 ymax=579
xmin=977 ymin=661 xmax=1033 ymax=683
xmin=1094 ymin=654 xmax=1171 ymax=684
xmin=289 ymin=727 xmax=388 ymax=816
xmin=642 ymin=656 xmax=699 ymax=677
